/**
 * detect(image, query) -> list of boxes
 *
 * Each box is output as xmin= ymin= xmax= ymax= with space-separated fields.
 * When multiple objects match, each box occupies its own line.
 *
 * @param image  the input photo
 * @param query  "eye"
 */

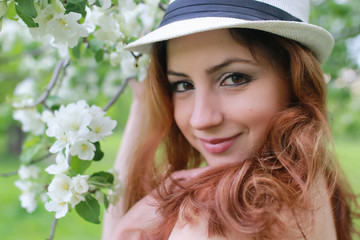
xmin=171 ymin=81 xmax=194 ymax=93
xmin=220 ymin=73 xmax=251 ymax=87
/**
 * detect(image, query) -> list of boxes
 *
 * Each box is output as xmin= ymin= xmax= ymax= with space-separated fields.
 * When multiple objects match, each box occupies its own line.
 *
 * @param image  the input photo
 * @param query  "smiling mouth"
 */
xmin=199 ymin=134 xmax=240 ymax=154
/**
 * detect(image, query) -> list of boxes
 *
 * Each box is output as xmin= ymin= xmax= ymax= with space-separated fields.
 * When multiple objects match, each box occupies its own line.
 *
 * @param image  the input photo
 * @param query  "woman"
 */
xmin=102 ymin=0 xmax=359 ymax=239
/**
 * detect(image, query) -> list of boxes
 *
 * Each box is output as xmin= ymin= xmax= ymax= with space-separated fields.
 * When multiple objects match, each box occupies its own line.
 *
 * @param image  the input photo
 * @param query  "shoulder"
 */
xmin=168 ymin=175 xmax=337 ymax=240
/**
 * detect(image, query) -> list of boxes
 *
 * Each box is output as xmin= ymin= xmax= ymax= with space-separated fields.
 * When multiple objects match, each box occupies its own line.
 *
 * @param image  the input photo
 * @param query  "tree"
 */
xmin=0 ymin=0 xmax=359 ymax=239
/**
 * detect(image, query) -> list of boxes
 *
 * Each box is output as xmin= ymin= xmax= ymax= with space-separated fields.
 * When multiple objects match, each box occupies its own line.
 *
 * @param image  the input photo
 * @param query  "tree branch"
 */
xmin=158 ymin=3 xmax=167 ymax=11
xmin=47 ymin=218 xmax=58 ymax=240
xmin=33 ymin=58 xmax=68 ymax=107
xmin=130 ymin=51 xmax=143 ymax=68
xmin=103 ymin=77 xmax=133 ymax=112
xmin=11 ymin=58 xmax=68 ymax=110
xmin=0 ymin=170 xmax=18 ymax=177
xmin=0 ymin=153 xmax=52 ymax=178
xmin=29 ymin=153 xmax=53 ymax=165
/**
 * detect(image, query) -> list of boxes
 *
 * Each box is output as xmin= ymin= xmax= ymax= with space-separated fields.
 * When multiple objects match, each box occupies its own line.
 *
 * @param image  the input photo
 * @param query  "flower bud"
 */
xmin=51 ymin=0 xmax=65 ymax=14
xmin=0 ymin=1 xmax=7 ymax=18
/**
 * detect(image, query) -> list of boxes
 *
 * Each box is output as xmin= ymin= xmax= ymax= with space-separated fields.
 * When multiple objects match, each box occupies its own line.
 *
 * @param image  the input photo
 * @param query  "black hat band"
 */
xmin=160 ymin=0 xmax=302 ymax=27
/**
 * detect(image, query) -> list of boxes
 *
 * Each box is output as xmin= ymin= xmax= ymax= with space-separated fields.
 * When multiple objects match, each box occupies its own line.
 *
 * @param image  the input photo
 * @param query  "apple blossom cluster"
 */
xmin=44 ymin=100 xmax=116 ymax=161
xmin=1 ymin=0 xmax=169 ymax=234
xmin=14 ymin=165 xmax=43 ymax=213
xmin=41 ymin=100 xmax=116 ymax=218
xmin=45 ymin=174 xmax=90 ymax=218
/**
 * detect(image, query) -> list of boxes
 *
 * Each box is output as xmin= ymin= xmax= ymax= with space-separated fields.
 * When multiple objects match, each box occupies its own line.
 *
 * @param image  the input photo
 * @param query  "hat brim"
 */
xmin=124 ymin=17 xmax=334 ymax=63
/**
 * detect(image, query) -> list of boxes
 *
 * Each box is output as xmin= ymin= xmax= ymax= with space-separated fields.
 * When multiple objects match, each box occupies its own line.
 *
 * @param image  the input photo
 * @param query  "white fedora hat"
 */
xmin=124 ymin=0 xmax=334 ymax=63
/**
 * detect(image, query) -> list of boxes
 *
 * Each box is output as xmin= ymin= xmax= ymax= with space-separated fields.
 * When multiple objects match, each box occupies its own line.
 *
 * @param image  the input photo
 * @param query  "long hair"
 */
xmin=123 ymin=29 xmax=359 ymax=239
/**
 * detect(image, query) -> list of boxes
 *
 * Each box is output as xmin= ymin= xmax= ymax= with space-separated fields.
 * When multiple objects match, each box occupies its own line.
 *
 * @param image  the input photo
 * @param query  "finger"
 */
xmin=128 ymin=78 xmax=145 ymax=101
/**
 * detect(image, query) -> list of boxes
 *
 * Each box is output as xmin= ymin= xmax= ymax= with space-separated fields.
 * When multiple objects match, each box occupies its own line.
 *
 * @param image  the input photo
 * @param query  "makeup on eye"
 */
xmin=219 ymin=72 xmax=252 ymax=87
xmin=169 ymin=71 xmax=253 ymax=93
xmin=171 ymin=81 xmax=194 ymax=93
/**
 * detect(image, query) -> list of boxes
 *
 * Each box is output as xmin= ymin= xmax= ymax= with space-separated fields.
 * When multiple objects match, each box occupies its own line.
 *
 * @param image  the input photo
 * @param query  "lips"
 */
xmin=199 ymin=134 xmax=239 ymax=154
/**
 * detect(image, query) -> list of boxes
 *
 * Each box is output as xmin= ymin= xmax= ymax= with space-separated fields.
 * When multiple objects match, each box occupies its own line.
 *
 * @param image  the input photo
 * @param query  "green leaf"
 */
xmin=92 ymin=0 xmax=101 ymax=7
xmin=68 ymin=0 xmax=86 ymax=3
xmin=95 ymin=49 xmax=104 ymax=63
xmin=51 ymin=104 xmax=61 ymax=111
xmin=89 ymin=38 xmax=104 ymax=52
xmin=15 ymin=5 xmax=38 ymax=28
xmin=75 ymin=195 xmax=101 ymax=224
xmin=90 ymin=171 xmax=114 ymax=185
xmin=92 ymin=141 xmax=104 ymax=161
xmin=20 ymin=135 xmax=45 ymax=164
xmin=103 ymin=194 xmax=109 ymax=209
xmin=70 ymin=155 xmax=92 ymax=174
xmin=14 ymin=0 xmax=37 ymax=18
xmin=65 ymin=0 xmax=87 ymax=16
xmin=71 ymin=38 xmax=83 ymax=59
xmin=7 ymin=1 xmax=18 ymax=20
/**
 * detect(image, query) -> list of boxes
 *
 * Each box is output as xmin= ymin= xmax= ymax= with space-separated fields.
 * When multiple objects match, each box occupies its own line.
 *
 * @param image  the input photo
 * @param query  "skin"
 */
xmin=102 ymin=30 xmax=337 ymax=239
xmin=167 ymin=29 xmax=289 ymax=166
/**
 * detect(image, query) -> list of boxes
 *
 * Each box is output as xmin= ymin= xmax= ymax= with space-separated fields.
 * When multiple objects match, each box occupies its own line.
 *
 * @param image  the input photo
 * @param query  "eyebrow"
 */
xmin=167 ymin=57 xmax=257 ymax=77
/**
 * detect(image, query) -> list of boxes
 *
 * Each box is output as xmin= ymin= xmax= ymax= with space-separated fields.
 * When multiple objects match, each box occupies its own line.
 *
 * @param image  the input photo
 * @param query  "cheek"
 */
xmin=173 ymin=99 xmax=191 ymax=133
xmin=241 ymin=92 xmax=284 ymax=137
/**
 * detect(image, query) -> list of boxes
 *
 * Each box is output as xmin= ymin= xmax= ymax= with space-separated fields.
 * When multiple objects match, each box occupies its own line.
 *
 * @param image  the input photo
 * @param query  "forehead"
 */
xmin=166 ymin=29 xmax=256 ymax=67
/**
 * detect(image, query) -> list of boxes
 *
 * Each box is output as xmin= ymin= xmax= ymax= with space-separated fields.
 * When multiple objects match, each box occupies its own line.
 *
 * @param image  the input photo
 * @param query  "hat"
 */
xmin=124 ymin=0 xmax=334 ymax=63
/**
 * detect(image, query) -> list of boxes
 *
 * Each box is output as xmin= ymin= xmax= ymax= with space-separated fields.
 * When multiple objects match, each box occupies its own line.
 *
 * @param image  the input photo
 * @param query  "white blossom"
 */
xmin=31 ymin=5 xmax=89 ymax=48
xmin=49 ymin=137 xmax=69 ymax=154
xmin=41 ymin=110 xmax=54 ymax=124
xmin=46 ymin=100 xmax=92 ymax=153
xmin=109 ymin=43 xmax=149 ymax=80
xmin=69 ymin=193 xmax=85 ymax=208
xmin=18 ymin=165 xmax=41 ymax=180
xmin=47 ymin=174 xmax=73 ymax=202
xmin=89 ymin=105 xmax=106 ymax=118
xmin=19 ymin=192 xmax=38 ymax=213
xmin=94 ymin=191 xmax=104 ymax=204
xmin=15 ymin=180 xmax=40 ymax=213
xmin=45 ymin=153 xmax=69 ymax=175
xmin=47 ymin=12 xmax=89 ymax=47
xmin=93 ymin=13 xmax=123 ymax=44
xmin=45 ymin=200 xmax=69 ymax=219
xmin=89 ymin=116 xmax=117 ymax=142
xmin=72 ymin=174 xmax=89 ymax=194
xmin=13 ymin=108 xmax=45 ymax=136
xmin=14 ymin=78 xmax=36 ymax=96
xmin=85 ymin=6 xmax=123 ymax=45
xmin=70 ymin=140 xmax=96 ymax=160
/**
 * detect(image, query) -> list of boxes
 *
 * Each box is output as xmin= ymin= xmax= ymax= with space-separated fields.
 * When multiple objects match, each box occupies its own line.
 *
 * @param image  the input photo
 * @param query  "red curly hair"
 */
xmin=123 ymin=29 xmax=359 ymax=240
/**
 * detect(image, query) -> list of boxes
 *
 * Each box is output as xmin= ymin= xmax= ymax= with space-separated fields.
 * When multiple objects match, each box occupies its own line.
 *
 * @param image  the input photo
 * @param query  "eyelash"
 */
xmin=170 ymin=72 xmax=252 ymax=93
xmin=170 ymin=81 xmax=194 ymax=93
xmin=220 ymin=72 xmax=252 ymax=87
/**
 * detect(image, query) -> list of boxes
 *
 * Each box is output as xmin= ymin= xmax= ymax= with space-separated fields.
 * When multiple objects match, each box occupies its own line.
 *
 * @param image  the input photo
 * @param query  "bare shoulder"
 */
xmin=168 ymin=175 xmax=337 ymax=240
xmin=290 ymin=175 xmax=337 ymax=240
xmin=168 ymin=216 xmax=252 ymax=240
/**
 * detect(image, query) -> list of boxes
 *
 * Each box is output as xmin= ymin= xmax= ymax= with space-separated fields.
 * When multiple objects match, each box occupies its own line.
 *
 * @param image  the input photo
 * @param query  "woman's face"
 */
xmin=166 ymin=29 xmax=289 ymax=166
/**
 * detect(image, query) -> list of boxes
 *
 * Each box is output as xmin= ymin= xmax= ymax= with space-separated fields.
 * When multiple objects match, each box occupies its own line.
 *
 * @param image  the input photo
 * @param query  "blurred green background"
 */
xmin=1 ymin=0 xmax=360 ymax=239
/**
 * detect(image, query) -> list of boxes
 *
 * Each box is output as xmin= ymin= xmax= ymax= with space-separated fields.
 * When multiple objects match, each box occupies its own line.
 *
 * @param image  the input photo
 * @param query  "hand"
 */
xmin=109 ymin=194 xmax=161 ymax=240
xmin=128 ymin=77 xmax=145 ymax=105
xmin=104 ymin=167 xmax=211 ymax=240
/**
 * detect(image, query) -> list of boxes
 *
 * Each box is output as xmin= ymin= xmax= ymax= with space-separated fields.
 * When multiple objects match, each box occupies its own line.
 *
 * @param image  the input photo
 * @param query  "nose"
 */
xmin=190 ymin=90 xmax=224 ymax=130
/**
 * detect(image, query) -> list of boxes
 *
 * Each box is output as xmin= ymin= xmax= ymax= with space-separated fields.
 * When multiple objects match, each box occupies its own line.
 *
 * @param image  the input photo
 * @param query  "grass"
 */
xmin=0 ymin=135 xmax=359 ymax=239
xmin=334 ymin=138 xmax=360 ymax=194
